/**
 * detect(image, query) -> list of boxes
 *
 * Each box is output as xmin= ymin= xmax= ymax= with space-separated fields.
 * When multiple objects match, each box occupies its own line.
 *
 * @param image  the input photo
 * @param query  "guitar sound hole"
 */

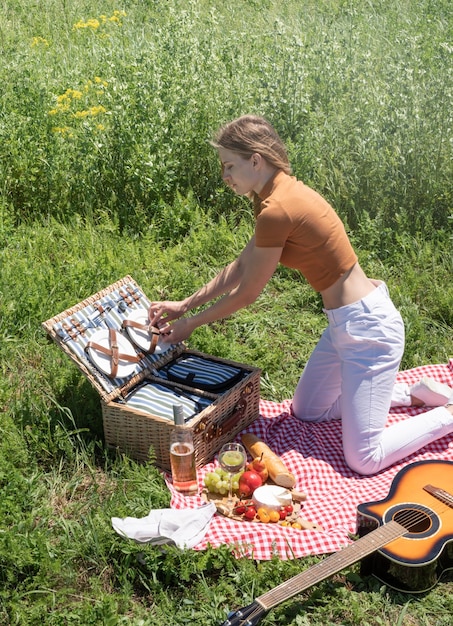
xmin=394 ymin=508 xmax=431 ymax=533
xmin=383 ymin=502 xmax=439 ymax=539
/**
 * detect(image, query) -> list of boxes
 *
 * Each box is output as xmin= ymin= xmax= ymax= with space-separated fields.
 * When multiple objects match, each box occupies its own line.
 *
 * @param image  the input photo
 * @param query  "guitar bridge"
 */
xmin=423 ymin=484 xmax=453 ymax=508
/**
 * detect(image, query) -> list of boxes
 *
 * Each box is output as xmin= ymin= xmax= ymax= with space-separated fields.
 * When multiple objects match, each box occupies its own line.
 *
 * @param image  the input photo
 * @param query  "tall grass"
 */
xmin=1 ymin=0 xmax=452 ymax=624
xmin=1 ymin=0 xmax=451 ymax=236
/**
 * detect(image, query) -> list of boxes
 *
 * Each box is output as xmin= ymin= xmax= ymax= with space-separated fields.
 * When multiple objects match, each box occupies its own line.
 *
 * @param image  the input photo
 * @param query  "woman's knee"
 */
xmin=291 ymin=401 xmax=340 ymax=423
xmin=343 ymin=448 xmax=383 ymax=476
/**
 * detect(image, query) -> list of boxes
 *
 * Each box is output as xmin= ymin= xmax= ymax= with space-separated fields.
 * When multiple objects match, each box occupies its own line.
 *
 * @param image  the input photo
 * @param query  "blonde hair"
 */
xmin=211 ymin=115 xmax=291 ymax=175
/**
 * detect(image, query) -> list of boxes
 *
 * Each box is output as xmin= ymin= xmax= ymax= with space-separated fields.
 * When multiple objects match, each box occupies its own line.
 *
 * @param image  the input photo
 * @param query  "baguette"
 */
xmin=241 ymin=433 xmax=296 ymax=488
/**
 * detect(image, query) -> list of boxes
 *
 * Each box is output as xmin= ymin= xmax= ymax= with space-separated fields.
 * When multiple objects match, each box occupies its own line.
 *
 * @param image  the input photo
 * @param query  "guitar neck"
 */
xmin=257 ymin=520 xmax=406 ymax=610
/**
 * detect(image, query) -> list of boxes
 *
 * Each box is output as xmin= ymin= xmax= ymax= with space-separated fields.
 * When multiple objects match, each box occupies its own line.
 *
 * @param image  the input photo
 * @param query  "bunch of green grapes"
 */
xmin=204 ymin=467 xmax=244 ymax=495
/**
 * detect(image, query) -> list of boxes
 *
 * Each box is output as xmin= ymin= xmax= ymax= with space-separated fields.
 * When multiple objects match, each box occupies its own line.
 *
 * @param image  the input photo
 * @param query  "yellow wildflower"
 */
xmin=73 ymin=105 xmax=107 ymax=118
xmin=31 ymin=36 xmax=49 ymax=47
xmin=73 ymin=18 xmax=100 ymax=30
xmin=73 ymin=10 xmax=125 ymax=30
xmin=94 ymin=76 xmax=108 ymax=87
xmin=68 ymin=89 xmax=83 ymax=100
xmin=52 ymin=126 xmax=73 ymax=136
xmin=109 ymin=10 xmax=127 ymax=24
xmin=51 ymin=89 xmax=81 ymax=114
xmin=91 ymin=105 xmax=107 ymax=115
xmin=49 ymin=79 xmax=108 ymax=118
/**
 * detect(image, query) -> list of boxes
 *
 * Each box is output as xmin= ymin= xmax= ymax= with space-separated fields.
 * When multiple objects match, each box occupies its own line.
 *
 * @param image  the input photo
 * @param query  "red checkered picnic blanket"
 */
xmin=168 ymin=360 xmax=453 ymax=560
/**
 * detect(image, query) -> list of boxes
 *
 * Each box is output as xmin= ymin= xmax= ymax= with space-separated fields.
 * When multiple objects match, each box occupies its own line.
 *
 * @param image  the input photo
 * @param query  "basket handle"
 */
xmin=209 ymin=396 xmax=248 ymax=440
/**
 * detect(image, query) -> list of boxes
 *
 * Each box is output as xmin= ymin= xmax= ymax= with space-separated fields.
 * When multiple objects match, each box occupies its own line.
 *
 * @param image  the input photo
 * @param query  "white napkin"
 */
xmin=111 ymin=502 xmax=216 ymax=549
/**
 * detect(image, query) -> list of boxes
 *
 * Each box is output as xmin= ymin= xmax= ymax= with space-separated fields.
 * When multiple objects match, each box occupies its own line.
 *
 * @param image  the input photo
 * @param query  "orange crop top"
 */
xmin=254 ymin=171 xmax=358 ymax=292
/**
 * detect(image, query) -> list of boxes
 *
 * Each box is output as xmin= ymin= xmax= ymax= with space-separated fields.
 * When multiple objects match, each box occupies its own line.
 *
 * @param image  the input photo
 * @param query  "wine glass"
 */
xmin=219 ymin=442 xmax=246 ymax=506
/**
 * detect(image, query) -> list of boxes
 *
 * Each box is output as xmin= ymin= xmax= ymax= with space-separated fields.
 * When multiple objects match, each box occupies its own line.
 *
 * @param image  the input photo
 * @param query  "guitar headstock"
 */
xmin=220 ymin=600 xmax=267 ymax=626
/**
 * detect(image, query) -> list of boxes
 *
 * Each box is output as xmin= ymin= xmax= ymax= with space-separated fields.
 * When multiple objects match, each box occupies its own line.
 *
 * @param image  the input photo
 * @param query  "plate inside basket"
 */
xmin=86 ymin=329 xmax=138 ymax=378
xmin=123 ymin=309 xmax=171 ymax=354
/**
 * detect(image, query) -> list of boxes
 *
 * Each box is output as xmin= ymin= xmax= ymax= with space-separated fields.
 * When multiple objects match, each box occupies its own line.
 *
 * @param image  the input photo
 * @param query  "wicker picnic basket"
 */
xmin=42 ymin=276 xmax=261 ymax=471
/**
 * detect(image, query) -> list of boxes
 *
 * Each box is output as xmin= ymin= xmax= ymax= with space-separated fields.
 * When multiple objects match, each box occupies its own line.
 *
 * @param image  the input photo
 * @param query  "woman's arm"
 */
xmin=183 ymin=236 xmax=258 ymax=310
xmin=156 ymin=240 xmax=282 ymax=344
xmin=149 ymin=236 xmax=257 ymax=324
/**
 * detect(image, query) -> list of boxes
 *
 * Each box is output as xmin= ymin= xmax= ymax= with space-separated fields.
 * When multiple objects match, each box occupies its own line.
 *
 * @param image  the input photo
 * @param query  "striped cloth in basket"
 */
xmin=123 ymin=381 xmax=213 ymax=422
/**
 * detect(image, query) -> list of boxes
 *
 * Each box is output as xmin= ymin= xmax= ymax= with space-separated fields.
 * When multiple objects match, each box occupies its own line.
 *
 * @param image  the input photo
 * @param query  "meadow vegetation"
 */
xmin=0 ymin=0 xmax=452 ymax=624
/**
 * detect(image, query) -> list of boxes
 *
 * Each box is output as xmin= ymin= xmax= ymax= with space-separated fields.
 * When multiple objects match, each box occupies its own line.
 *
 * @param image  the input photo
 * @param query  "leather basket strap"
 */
xmin=86 ymin=328 xmax=141 ymax=378
xmin=121 ymin=320 xmax=160 ymax=354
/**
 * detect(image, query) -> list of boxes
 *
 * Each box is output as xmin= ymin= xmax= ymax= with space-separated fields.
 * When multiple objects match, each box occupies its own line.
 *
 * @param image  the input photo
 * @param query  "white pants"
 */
xmin=292 ymin=282 xmax=453 ymax=475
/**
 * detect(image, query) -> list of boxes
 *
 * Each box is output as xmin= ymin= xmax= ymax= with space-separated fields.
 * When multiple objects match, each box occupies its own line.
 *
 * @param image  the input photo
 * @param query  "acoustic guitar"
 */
xmin=220 ymin=459 xmax=453 ymax=626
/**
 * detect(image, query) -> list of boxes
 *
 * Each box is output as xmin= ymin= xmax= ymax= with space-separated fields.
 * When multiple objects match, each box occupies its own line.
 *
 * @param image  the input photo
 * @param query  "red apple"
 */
xmin=238 ymin=470 xmax=263 ymax=497
xmin=246 ymin=453 xmax=269 ymax=482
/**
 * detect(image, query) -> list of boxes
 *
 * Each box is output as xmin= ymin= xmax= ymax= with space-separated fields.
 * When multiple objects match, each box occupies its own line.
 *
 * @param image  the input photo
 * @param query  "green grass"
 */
xmin=1 ymin=0 xmax=453 ymax=624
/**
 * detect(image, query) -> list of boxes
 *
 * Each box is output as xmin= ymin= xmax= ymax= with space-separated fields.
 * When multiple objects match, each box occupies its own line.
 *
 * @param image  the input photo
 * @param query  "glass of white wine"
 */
xmin=218 ymin=442 xmax=246 ymax=505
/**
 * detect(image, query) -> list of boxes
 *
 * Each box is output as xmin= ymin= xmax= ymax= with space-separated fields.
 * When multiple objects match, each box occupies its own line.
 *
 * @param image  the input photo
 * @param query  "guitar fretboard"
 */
xmin=257 ymin=520 xmax=406 ymax=610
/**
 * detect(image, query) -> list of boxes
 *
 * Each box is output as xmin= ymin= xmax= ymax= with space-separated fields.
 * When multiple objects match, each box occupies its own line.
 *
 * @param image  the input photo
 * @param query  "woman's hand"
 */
xmin=148 ymin=300 xmax=197 ymax=344
xmin=148 ymin=300 xmax=186 ymax=328
xmin=159 ymin=317 xmax=197 ymax=344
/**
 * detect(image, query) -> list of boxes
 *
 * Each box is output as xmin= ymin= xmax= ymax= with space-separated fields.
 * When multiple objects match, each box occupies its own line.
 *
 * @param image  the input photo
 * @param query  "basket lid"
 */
xmin=42 ymin=275 xmax=183 ymax=403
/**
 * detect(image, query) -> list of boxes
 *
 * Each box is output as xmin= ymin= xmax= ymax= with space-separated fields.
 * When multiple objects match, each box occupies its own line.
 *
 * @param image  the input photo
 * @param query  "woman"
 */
xmin=149 ymin=115 xmax=453 ymax=475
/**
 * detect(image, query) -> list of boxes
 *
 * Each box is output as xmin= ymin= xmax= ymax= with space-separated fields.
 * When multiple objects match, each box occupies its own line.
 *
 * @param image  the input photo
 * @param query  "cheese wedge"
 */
xmin=252 ymin=485 xmax=292 ymax=511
